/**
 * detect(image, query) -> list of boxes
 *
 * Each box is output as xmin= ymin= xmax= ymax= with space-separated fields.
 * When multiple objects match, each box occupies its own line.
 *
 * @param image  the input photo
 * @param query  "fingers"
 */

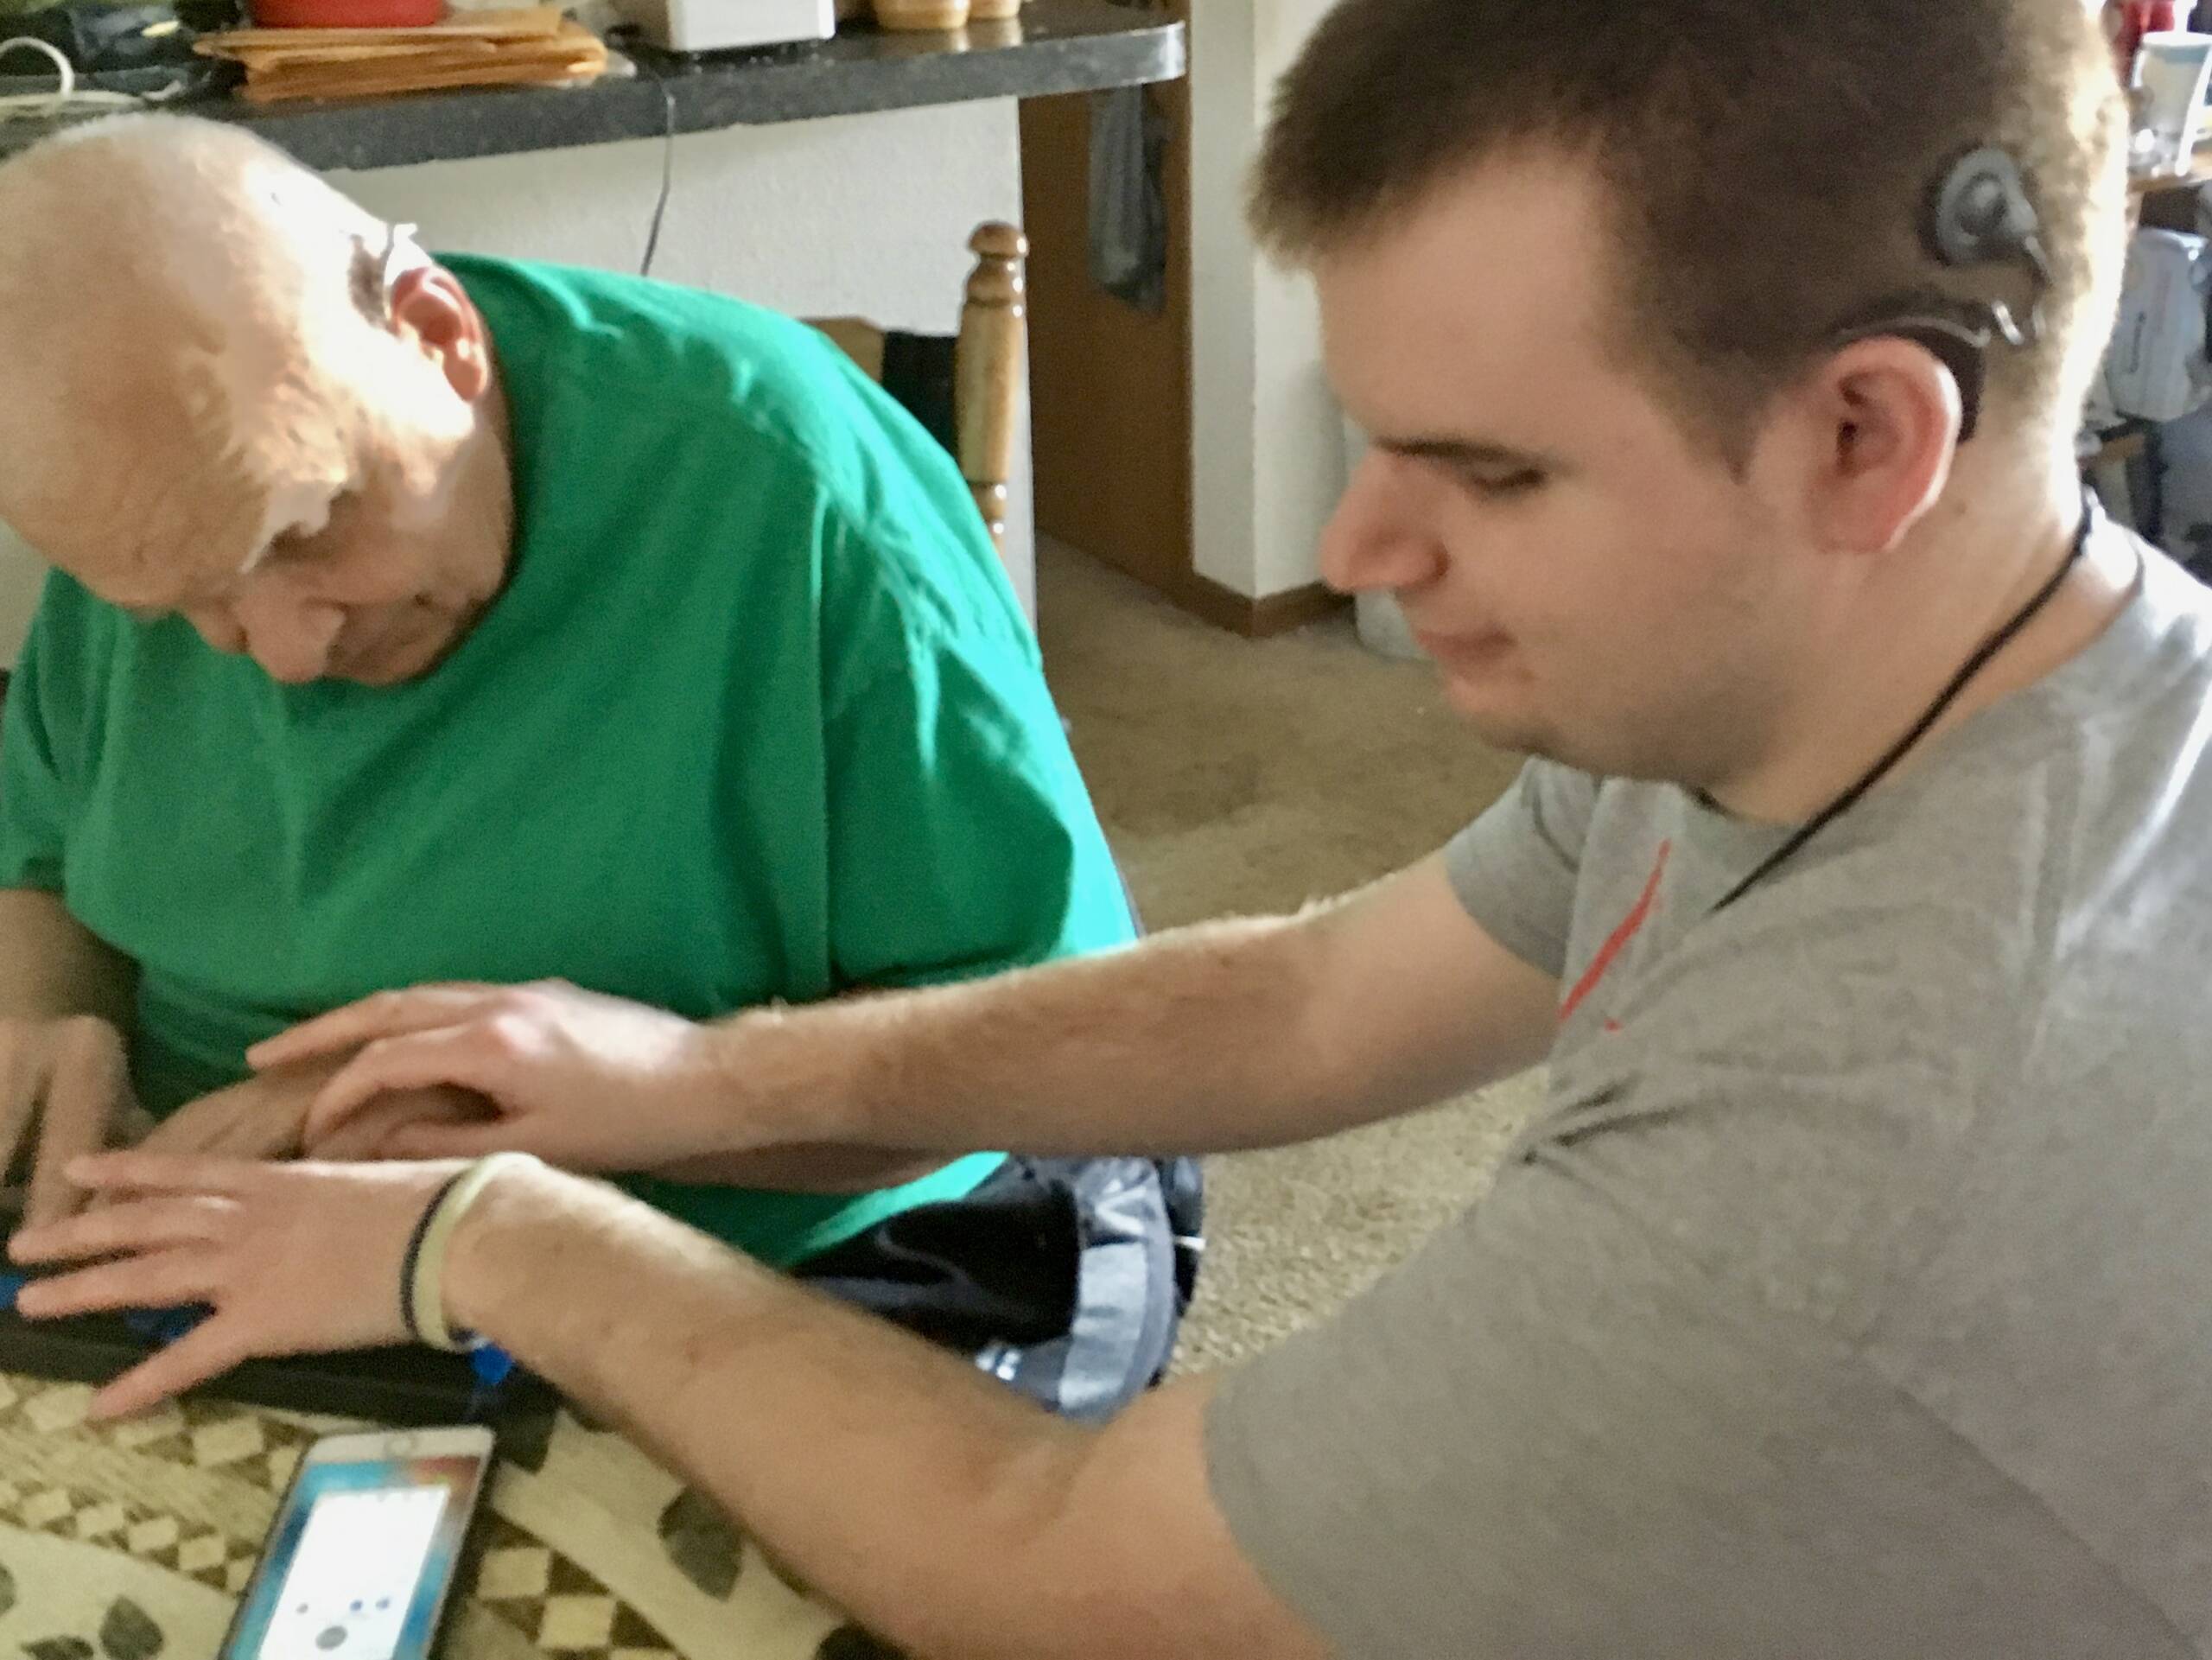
xmin=303 ymin=1028 xmax=514 ymax=1145
xmin=383 ymin=1119 xmax=524 ymax=1161
xmin=0 ymin=1027 xmax=51 ymax=1187
xmin=37 ymin=1150 xmax=256 ymax=1201
xmin=306 ymin=1100 xmax=408 ymax=1163
xmin=15 ymin=1244 xmax=219 ymax=1320
xmin=111 ymin=1104 xmax=157 ymax=1148
xmin=24 ymin=1021 xmax=131 ymax=1230
xmin=80 ymin=1107 xmax=156 ymax=1215
xmin=201 ymin=1093 xmax=306 ymax=1162
xmin=146 ymin=1075 xmax=316 ymax=1164
xmin=249 ymin=986 xmax=505 ymax=1072
xmin=10 ymin=1194 xmax=238 ymax=1269
xmin=90 ymin=1321 xmax=245 ymax=1421
xmin=133 ymin=1089 xmax=245 ymax=1160
xmin=308 ymin=1092 xmax=487 ymax=1163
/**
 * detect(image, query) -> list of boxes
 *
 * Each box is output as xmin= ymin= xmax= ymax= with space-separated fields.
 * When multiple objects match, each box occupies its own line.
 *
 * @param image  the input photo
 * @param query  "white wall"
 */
xmin=1 ymin=97 xmax=1033 ymax=665
xmin=1189 ymin=0 xmax=1345 ymax=601
xmin=1186 ymin=0 xmax=1258 ymax=600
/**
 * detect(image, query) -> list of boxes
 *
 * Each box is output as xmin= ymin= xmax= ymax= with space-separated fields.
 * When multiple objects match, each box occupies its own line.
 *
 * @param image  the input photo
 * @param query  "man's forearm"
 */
xmin=0 ymin=889 xmax=133 ymax=1026
xmin=447 ymin=1173 xmax=1171 ymax=1660
xmin=722 ymin=913 xmax=1363 ymax=1160
xmin=267 ymin=859 xmax=1548 ymax=1170
xmin=718 ymin=862 xmax=1556 ymax=1161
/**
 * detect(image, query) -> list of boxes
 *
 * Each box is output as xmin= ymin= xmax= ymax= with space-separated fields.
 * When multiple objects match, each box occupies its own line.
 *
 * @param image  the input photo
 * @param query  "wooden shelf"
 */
xmin=2133 ymin=140 xmax=2212 ymax=199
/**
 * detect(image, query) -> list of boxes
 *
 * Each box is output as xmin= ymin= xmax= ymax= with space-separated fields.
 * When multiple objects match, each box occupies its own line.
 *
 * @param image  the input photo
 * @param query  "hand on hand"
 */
xmin=6 ymin=1151 xmax=468 ymax=1419
xmin=0 ymin=1014 xmax=146 ymax=1230
xmin=249 ymin=981 xmax=747 ymax=1174
xmin=137 ymin=1058 xmax=495 ymax=1167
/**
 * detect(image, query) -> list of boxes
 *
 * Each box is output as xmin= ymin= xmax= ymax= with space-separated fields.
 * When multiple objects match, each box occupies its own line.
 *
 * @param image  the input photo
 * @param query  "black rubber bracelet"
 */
xmin=397 ymin=1172 xmax=469 ymax=1345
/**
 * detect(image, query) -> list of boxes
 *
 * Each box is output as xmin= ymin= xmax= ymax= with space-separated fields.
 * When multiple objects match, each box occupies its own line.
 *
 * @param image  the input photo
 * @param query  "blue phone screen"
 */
xmin=224 ymin=1451 xmax=486 ymax=1660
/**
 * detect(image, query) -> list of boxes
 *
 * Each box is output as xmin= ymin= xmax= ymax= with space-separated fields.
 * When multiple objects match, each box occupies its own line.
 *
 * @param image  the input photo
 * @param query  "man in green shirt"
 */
xmin=0 ymin=114 xmax=1187 ymax=1415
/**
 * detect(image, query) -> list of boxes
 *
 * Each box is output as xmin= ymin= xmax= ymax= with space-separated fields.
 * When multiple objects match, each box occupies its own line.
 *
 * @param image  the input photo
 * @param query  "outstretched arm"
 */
xmin=265 ymin=855 xmax=1558 ymax=1170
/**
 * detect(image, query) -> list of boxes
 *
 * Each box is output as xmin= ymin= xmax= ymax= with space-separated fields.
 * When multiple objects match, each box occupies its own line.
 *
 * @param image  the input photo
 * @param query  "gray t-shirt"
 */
xmin=1207 ymin=518 xmax=2212 ymax=1657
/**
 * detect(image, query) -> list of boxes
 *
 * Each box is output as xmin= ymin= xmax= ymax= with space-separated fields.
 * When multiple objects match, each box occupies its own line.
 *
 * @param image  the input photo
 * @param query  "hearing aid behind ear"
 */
xmin=1928 ymin=148 xmax=2043 ymax=270
xmin=1823 ymin=145 xmax=2056 ymax=443
xmin=1923 ymin=144 xmax=2053 ymax=349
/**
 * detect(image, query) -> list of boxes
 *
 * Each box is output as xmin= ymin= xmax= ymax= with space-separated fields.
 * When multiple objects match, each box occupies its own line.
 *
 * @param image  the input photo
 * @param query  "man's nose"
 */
xmin=1319 ymin=452 xmax=1446 ymax=597
xmin=231 ymin=588 xmax=346 ymax=684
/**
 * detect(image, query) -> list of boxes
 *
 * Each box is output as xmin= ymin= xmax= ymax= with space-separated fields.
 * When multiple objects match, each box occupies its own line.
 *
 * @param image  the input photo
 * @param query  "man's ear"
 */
xmin=1786 ymin=334 xmax=1962 ymax=557
xmin=388 ymin=266 xmax=494 ymax=404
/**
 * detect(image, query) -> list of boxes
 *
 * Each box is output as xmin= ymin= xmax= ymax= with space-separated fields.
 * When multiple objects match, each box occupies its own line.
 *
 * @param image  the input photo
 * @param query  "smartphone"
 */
xmin=220 ymin=1427 xmax=497 ymax=1660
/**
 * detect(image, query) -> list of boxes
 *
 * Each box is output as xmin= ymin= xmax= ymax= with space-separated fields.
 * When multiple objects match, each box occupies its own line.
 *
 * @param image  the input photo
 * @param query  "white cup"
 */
xmin=2137 ymin=32 xmax=2212 ymax=175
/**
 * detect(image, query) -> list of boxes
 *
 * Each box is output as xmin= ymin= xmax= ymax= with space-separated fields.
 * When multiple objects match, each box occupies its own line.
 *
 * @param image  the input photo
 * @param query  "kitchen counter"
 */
xmin=0 ymin=0 xmax=1185 ymax=169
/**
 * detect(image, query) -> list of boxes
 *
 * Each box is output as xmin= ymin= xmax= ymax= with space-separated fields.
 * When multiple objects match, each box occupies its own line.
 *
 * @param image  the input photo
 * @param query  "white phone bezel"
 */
xmin=301 ymin=1426 xmax=498 ymax=1468
xmin=223 ymin=1424 xmax=499 ymax=1660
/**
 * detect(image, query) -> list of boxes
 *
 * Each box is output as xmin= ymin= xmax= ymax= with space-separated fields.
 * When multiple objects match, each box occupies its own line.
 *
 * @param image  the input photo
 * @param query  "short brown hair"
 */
xmin=1253 ymin=0 xmax=2128 ymax=455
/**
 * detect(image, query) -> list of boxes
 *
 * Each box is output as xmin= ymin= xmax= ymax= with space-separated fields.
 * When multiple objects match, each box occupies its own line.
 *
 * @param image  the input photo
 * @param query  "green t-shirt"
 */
xmin=0 ymin=255 xmax=1135 ymax=1267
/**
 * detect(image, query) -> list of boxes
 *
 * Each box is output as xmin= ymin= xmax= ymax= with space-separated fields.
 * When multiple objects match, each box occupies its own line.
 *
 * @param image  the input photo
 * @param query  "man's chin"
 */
xmin=1438 ymin=668 xmax=1542 ymax=749
xmin=1447 ymin=685 xmax=1706 ymax=784
xmin=1436 ymin=673 xmax=1615 ymax=774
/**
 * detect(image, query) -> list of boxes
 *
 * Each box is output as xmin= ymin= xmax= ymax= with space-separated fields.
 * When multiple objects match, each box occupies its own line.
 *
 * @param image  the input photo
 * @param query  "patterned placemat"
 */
xmin=0 ymin=1373 xmax=901 ymax=1660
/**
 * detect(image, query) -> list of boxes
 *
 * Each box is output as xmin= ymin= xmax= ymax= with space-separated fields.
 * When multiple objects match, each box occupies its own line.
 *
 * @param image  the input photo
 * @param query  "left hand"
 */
xmin=141 ymin=1059 xmax=493 ymax=1165
xmin=6 ymin=1152 xmax=464 ymax=1419
xmin=137 ymin=1058 xmax=354 ymax=1163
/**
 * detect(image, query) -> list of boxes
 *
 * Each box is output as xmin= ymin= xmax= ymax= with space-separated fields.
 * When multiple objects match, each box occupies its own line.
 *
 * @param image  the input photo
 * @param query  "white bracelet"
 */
xmin=404 ymin=1153 xmax=542 ymax=1352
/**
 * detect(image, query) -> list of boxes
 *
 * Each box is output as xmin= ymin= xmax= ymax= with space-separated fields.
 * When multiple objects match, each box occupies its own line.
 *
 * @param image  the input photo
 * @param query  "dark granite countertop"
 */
xmin=0 ymin=0 xmax=1184 ymax=169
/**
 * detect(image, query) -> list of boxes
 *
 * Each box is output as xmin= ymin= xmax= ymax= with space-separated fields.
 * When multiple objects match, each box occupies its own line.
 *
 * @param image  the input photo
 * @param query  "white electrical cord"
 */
xmin=0 ymin=35 xmax=145 ymax=121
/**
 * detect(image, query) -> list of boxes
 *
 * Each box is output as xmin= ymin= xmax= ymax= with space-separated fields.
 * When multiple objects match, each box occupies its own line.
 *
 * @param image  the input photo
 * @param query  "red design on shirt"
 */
xmin=1559 ymin=839 xmax=1671 ymax=1026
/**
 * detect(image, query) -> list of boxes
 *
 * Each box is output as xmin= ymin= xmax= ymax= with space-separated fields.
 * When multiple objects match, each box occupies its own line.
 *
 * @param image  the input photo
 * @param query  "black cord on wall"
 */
xmin=614 ymin=29 xmax=678 ymax=277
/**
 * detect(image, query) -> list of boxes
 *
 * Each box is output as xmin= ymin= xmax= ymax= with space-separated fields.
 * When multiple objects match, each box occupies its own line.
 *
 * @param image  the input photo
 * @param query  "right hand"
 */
xmin=248 ymin=981 xmax=750 ymax=1174
xmin=0 ymin=1014 xmax=148 ymax=1229
xmin=10 ymin=1150 xmax=474 ymax=1419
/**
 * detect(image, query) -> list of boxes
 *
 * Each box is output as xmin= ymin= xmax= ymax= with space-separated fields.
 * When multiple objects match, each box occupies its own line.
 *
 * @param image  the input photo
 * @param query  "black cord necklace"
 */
xmin=1707 ymin=501 xmax=2094 ymax=916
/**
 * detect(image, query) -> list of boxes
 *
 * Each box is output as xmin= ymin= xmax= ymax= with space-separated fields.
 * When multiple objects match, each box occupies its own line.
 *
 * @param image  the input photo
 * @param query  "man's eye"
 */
xmin=1461 ymin=468 xmax=1547 ymax=499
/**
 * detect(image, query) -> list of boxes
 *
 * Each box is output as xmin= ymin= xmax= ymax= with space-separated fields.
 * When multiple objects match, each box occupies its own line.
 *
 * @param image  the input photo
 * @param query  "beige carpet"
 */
xmin=1036 ymin=542 xmax=1549 ymax=1373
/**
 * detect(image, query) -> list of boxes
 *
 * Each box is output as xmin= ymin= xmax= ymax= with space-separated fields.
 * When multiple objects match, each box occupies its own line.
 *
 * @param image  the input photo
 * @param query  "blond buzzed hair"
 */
xmin=0 ymin=116 xmax=453 ymax=569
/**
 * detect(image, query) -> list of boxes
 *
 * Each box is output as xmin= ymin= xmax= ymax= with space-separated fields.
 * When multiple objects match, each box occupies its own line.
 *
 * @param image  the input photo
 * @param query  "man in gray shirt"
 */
xmin=1212 ymin=508 xmax=2212 ymax=1655
xmin=11 ymin=0 xmax=2197 ymax=1656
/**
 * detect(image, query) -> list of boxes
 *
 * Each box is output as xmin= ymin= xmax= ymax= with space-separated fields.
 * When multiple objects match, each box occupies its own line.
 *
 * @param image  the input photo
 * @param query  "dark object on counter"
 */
xmin=15 ymin=3 xmax=198 ymax=73
xmin=0 ymin=55 xmax=241 ymax=102
xmin=0 ymin=1 xmax=243 ymax=99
